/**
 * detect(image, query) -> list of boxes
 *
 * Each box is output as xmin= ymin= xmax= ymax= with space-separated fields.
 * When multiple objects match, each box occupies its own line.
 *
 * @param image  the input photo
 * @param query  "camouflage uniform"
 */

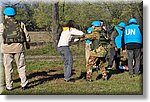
xmin=84 ymin=27 xmax=108 ymax=81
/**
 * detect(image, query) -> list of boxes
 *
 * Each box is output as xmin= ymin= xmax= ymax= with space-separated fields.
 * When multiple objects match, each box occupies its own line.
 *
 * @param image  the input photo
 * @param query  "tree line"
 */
xmin=11 ymin=1 xmax=142 ymax=32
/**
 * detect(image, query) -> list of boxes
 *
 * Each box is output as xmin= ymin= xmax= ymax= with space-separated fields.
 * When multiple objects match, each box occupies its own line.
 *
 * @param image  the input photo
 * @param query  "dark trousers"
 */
xmin=127 ymin=48 xmax=141 ymax=75
xmin=108 ymin=48 xmax=120 ymax=69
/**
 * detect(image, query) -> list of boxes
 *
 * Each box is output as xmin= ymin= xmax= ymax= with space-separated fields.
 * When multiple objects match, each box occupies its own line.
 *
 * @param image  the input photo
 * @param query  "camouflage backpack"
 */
xmin=85 ymin=26 xmax=109 ymax=57
xmin=3 ymin=19 xmax=26 ymax=44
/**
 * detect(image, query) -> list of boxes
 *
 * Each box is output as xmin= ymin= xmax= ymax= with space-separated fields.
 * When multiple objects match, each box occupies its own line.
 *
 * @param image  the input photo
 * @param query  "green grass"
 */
xmin=1 ymin=41 xmax=143 ymax=95
xmin=2 ymin=69 xmax=142 ymax=95
xmin=25 ymin=42 xmax=85 ymax=57
xmin=25 ymin=43 xmax=59 ymax=56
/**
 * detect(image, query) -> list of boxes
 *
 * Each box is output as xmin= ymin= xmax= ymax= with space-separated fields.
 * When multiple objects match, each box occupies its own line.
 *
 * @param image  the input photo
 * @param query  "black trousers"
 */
xmin=127 ymin=48 xmax=141 ymax=75
xmin=108 ymin=48 xmax=120 ymax=69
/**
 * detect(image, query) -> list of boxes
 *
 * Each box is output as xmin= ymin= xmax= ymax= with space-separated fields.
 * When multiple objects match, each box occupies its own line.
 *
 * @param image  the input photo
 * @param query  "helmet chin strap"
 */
xmin=4 ymin=15 xmax=12 ymax=19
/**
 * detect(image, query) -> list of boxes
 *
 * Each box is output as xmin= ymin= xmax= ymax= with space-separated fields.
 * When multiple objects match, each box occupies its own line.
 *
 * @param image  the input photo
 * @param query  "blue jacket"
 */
xmin=124 ymin=24 xmax=142 ymax=44
xmin=85 ymin=27 xmax=92 ymax=44
xmin=114 ymin=26 xmax=123 ymax=48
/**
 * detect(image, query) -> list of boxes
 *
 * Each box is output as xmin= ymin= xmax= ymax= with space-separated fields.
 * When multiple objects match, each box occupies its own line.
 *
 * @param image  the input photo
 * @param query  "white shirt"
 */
xmin=57 ymin=27 xmax=84 ymax=47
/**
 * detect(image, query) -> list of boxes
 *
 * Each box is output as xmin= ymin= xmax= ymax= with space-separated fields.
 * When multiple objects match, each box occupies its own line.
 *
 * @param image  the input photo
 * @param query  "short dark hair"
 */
xmin=99 ymin=20 xmax=104 ymax=23
xmin=66 ymin=20 xmax=75 ymax=28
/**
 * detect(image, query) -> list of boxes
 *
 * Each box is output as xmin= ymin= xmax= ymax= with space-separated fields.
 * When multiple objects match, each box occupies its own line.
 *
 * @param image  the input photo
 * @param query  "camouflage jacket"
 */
xmin=84 ymin=27 xmax=109 ymax=57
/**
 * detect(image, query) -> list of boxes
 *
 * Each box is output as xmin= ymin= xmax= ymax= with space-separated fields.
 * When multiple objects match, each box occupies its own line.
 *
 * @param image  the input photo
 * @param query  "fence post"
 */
xmin=51 ymin=1 xmax=60 ymax=48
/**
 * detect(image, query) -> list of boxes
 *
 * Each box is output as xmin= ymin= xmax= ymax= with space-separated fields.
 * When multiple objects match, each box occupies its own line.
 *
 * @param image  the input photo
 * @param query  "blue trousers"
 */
xmin=57 ymin=46 xmax=73 ymax=81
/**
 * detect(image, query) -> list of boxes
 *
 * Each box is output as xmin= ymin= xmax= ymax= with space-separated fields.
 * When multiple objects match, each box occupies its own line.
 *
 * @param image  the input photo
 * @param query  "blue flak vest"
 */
xmin=124 ymin=24 xmax=142 ymax=44
xmin=85 ymin=39 xmax=92 ymax=44
xmin=114 ymin=26 xmax=123 ymax=49
xmin=85 ymin=27 xmax=93 ymax=44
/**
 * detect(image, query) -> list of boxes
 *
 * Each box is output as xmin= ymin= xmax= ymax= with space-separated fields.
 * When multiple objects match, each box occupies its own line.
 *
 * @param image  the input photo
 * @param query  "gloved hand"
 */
xmin=80 ymin=37 xmax=86 ymax=41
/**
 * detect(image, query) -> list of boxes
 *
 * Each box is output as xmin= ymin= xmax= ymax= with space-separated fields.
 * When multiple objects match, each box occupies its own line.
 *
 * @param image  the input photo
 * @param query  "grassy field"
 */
xmin=1 ymin=32 xmax=143 ymax=95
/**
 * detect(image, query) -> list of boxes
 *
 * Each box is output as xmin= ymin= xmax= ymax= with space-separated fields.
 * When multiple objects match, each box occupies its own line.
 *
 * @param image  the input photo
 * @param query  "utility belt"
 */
xmin=58 ymin=46 xmax=69 ymax=48
xmin=4 ymin=37 xmax=26 ymax=44
xmin=3 ymin=29 xmax=26 ymax=44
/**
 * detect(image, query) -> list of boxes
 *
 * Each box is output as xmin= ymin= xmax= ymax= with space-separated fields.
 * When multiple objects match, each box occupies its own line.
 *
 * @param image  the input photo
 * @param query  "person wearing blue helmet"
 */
xmin=91 ymin=20 xmax=107 ymax=32
xmin=107 ymin=22 xmax=126 ymax=70
xmin=0 ymin=7 xmax=30 ymax=90
xmin=99 ymin=20 xmax=107 ymax=32
xmin=122 ymin=18 xmax=142 ymax=77
xmin=83 ymin=20 xmax=109 ymax=81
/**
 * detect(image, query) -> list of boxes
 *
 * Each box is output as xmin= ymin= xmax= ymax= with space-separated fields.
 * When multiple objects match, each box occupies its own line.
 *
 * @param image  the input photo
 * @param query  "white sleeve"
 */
xmin=70 ymin=28 xmax=84 ymax=36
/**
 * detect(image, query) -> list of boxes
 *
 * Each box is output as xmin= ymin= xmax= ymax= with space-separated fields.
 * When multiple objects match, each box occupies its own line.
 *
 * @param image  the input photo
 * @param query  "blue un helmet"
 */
xmin=128 ymin=18 xmax=138 ymax=24
xmin=87 ymin=27 xmax=93 ymax=33
xmin=91 ymin=21 xmax=101 ymax=27
xmin=3 ymin=7 xmax=16 ymax=16
xmin=118 ymin=22 xmax=126 ymax=28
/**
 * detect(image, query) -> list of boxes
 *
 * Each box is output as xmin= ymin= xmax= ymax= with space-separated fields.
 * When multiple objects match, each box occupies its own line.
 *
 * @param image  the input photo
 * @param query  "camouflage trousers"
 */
xmin=86 ymin=55 xmax=107 ymax=81
xmin=85 ymin=43 xmax=91 ymax=66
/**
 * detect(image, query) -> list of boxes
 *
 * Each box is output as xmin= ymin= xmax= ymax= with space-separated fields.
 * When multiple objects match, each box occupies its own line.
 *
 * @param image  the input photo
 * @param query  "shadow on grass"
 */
xmin=75 ymin=68 xmax=125 ymax=81
xmin=76 ymin=72 xmax=86 ymax=80
xmin=97 ymin=69 xmax=125 ymax=80
xmin=13 ymin=70 xmax=57 ymax=83
xmin=27 ymin=74 xmax=64 ymax=89
xmin=13 ymin=69 xmax=76 ymax=89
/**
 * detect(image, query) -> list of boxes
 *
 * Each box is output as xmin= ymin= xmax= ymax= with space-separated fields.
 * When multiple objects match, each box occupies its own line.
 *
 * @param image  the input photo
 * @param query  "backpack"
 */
xmin=3 ymin=19 xmax=26 ymax=44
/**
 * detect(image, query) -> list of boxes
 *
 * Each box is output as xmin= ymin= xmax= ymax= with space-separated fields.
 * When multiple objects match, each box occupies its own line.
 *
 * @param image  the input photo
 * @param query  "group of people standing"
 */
xmin=58 ymin=17 xmax=143 ymax=81
xmin=0 ymin=7 xmax=142 ymax=91
xmin=107 ymin=18 xmax=142 ymax=78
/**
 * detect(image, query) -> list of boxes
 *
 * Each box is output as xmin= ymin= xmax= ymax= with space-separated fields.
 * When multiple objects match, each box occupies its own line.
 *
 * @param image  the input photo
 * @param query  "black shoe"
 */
xmin=107 ymin=66 xmax=112 ymax=70
xmin=22 ymin=85 xmax=29 ymax=90
xmin=134 ymin=73 xmax=141 ymax=77
xmin=135 ymin=71 xmax=141 ymax=76
xmin=129 ymin=74 xmax=135 ymax=78
xmin=102 ymin=75 xmax=108 ymax=80
xmin=65 ymin=78 xmax=75 ymax=82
